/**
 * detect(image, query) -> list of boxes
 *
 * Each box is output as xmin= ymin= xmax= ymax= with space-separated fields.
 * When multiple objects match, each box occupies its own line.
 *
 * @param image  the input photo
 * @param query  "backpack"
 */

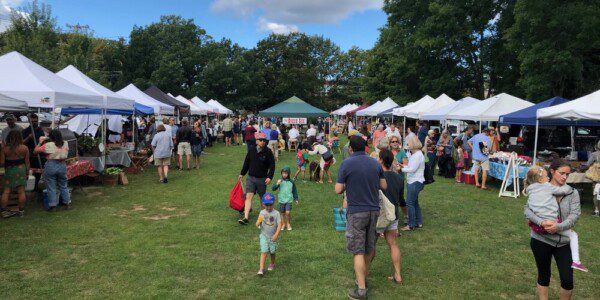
xmin=296 ymin=151 xmax=305 ymax=166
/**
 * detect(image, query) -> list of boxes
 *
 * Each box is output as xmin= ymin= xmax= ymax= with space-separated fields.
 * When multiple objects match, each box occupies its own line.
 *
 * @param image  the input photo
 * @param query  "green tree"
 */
xmin=507 ymin=0 xmax=600 ymax=100
xmin=1 ymin=0 xmax=59 ymax=70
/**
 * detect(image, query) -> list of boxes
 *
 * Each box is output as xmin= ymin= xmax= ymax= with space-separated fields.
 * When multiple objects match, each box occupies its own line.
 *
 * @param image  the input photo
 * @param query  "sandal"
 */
xmin=387 ymin=275 xmax=403 ymax=285
xmin=481 ymin=186 xmax=490 ymax=190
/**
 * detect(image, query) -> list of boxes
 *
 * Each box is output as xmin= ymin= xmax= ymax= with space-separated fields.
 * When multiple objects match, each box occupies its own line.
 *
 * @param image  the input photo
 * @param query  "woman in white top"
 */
xmin=34 ymin=129 xmax=70 ymax=211
xmin=400 ymin=136 xmax=425 ymax=231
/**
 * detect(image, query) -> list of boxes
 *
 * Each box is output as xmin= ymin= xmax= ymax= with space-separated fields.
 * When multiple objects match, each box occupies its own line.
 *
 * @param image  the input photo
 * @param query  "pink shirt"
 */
xmin=372 ymin=130 xmax=386 ymax=147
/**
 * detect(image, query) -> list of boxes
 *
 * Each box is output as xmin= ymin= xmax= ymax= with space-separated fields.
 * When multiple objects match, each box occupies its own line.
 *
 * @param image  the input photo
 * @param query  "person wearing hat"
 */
xmin=1 ymin=113 xmax=23 ymax=145
xmin=22 ymin=113 xmax=46 ymax=192
xmin=272 ymin=165 xmax=298 ymax=231
xmin=238 ymin=132 xmax=276 ymax=225
xmin=255 ymin=192 xmax=282 ymax=275
xmin=468 ymin=127 xmax=492 ymax=190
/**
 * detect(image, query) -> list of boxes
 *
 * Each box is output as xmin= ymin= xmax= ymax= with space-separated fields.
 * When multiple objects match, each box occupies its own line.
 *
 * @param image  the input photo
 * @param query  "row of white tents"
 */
xmin=0 ymin=51 xmax=233 ymax=116
xmin=333 ymin=91 xmax=600 ymax=125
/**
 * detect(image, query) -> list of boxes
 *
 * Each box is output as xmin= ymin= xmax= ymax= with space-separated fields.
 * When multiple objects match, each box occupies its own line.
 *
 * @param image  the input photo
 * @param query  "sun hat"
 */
xmin=262 ymin=193 xmax=275 ymax=205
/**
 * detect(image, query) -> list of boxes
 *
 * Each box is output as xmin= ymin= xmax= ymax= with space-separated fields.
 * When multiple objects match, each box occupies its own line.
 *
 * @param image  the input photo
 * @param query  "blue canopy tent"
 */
xmin=499 ymin=96 xmax=600 ymax=163
xmin=499 ymin=97 xmax=599 ymax=126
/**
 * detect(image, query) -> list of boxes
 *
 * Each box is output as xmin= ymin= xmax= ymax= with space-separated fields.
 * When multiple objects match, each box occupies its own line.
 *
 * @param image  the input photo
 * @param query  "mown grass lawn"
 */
xmin=1 ymin=141 xmax=599 ymax=299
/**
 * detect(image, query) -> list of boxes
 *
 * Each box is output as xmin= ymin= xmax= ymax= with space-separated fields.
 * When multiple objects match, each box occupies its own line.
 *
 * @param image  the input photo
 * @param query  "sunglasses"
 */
xmin=390 ymin=141 xmax=399 ymax=144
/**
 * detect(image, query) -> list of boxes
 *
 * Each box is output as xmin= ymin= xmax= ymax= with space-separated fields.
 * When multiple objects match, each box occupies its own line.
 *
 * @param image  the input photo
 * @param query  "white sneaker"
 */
xmin=257 ymin=269 xmax=264 ymax=276
xmin=287 ymin=226 xmax=292 ymax=231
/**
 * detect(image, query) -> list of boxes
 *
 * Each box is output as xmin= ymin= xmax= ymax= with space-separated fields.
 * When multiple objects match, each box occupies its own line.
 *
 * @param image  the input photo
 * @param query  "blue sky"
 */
xmin=5 ymin=0 xmax=387 ymax=51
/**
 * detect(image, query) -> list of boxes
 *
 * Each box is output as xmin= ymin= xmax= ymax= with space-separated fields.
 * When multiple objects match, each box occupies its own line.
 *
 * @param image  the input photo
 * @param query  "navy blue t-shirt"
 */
xmin=337 ymin=151 xmax=384 ymax=214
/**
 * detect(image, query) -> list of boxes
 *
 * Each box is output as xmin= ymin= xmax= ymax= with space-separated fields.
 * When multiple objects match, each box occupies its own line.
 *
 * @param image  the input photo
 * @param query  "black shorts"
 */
xmin=224 ymin=131 xmax=233 ymax=138
xmin=245 ymin=176 xmax=266 ymax=196
xmin=346 ymin=211 xmax=379 ymax=255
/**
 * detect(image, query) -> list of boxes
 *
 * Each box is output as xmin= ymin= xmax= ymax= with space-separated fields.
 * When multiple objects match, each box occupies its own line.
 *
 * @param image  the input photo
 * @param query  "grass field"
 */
xmin=1 ymin=141 xmax=599 ymax=299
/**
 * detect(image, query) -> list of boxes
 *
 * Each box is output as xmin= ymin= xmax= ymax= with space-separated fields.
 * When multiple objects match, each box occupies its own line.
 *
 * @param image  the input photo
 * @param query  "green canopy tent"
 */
xmin=259 ymin=96 xmax=328 ymax=118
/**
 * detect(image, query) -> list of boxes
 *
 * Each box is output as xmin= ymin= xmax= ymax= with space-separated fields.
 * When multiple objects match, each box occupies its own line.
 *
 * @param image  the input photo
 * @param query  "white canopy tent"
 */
xmin=117 ymin=84 xmax=174 ymax=115
xmin=331 ymin=103 xmax=359 ymax=116
xmin=537 ymin=90 xmax=600 ymax=120
xmin=421 ymin=97 xmax=480 ymax=121
xmin=207 ymin=99 xmax=233 ymax=115
xmin=190 ymin=96 xmax=215 ymax=114
xmin=57 ymin=65 xmax=134 ymax=111
xmin=445 ymin=93 xmax=533 ymax=122
xmin=393 ymin=95 xmax=435 ymax=118
xmin=355 ymin=101 xmax=381 ymax=117
xmin=175 ymin=95 xmax=204 ymax=115
xmin=532 ymin=89 xmax=600 ymax=163
xmin=417 ymin=94 xmax=456 ymax=119
xmin=0 ymin=93 xmax=29 ymax=111
xmin=0 ymin=51 xmax=104 ymax=108
xmin=357 ymin=97 xmax=398 ymax=116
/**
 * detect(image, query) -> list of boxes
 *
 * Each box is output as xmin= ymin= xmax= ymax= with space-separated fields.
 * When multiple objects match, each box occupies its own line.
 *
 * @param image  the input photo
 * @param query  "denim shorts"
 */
xmin=260 ymin=234 xmax=277 ymax=254
xmin=279 ymin=203 xmax=292 ymax=212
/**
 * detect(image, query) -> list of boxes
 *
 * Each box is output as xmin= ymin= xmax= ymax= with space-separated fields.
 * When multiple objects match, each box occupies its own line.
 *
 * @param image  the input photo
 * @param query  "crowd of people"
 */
xmin=0 ymin=110 xmax=591 ymax=299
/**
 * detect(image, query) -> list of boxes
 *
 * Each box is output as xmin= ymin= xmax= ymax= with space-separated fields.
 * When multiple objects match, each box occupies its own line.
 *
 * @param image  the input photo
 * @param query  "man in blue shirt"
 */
xmin=468 ymin=128 xmax=492 ymax=189
xmin=335 ymin=136 xmax=387 ymax=300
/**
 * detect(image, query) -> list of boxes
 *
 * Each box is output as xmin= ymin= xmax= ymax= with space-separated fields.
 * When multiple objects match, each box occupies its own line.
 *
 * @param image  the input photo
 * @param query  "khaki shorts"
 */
xmin=154 ymin=157 xmax=171 ymax=166
xmin=177 ymin=142 xmax=192 ymax=155
xmin=473 ymin=159 xmax=490 ymax=171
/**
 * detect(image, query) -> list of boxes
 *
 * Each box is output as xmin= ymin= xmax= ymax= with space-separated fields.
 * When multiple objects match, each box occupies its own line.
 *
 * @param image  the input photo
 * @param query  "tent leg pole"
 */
xmin=570 ymin=126 xmax=575 ymax=156
xmin=533 ymin=119 xmax=539 ymax=165
xmin=403 ymin=117 xmax=406 ymax=137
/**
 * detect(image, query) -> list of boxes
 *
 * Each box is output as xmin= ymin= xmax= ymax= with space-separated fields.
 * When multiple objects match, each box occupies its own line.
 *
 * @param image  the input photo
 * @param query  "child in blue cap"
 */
xmin=255 ymin=192 xmax=282 ymax=276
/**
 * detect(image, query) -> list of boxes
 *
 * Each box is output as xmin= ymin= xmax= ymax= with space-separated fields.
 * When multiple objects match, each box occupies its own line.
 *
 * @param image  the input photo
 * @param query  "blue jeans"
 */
xmin=44 ymin=160 xmax=70 ymax=207
xmin=406 ymin=181 xmax=424 ymax=228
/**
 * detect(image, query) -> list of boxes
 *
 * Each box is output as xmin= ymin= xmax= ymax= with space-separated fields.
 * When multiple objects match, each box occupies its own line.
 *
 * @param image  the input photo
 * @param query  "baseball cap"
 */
xmin=5 ymin=113 xmax=15 ymax=120
xmin=262 ymin=193 xmax=275 ymax=205
xmin=348 ymin=129 xmax=360 ymax=137
xmin=256 ymin=132 xmax=267 ymax=140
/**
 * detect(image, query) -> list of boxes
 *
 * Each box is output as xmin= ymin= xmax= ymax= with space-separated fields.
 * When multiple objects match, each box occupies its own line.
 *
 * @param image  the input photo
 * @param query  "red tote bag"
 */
xmin=229 ymin=179 xmax=245 ymax=211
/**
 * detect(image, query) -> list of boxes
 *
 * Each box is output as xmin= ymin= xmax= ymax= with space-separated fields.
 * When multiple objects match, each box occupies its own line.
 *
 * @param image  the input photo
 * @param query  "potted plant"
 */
xmin=103 ymin=167 xmax=122 ymax=186
xmin=77 ymin=135 xmax=100 ymax=156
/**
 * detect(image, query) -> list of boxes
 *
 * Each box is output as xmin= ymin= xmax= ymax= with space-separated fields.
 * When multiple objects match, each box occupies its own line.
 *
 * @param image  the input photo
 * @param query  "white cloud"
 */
xmin=0 ymin=0 xmax=24 ymax=33
xmin=211 ymin=0 xmax=383 ymax=33
xmin=258 ymin=18 xmax=298 ymax=35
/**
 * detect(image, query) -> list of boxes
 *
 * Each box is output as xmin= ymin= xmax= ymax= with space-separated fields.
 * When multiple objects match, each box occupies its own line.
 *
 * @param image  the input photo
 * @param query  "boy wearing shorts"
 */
xmin=256 ymin=193 xmax=282 ymax=276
